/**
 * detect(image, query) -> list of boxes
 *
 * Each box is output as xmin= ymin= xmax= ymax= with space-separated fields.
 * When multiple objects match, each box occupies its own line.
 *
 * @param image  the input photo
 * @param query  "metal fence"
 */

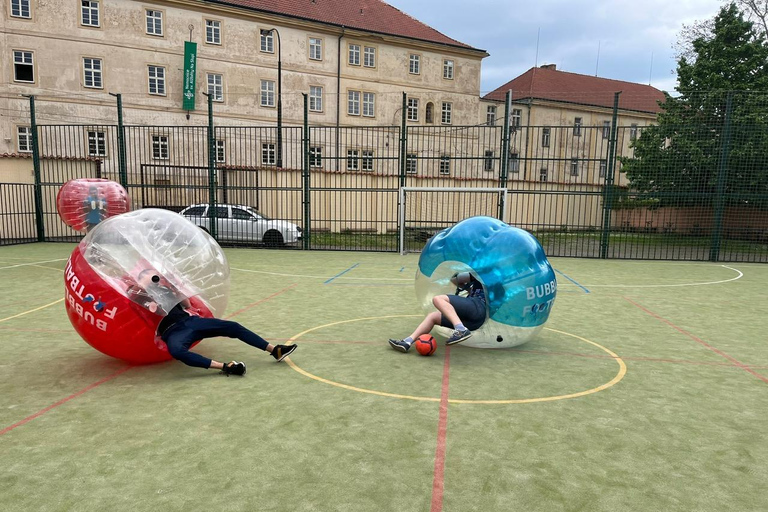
xmin=2 ymin=92 xmax=767 ymax=262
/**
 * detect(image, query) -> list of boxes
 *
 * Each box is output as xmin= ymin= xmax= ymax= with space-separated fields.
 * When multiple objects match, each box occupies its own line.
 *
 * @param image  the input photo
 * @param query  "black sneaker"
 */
xmin=272 ymin=344 xmax=297 ymax=362
xmin=221 ymin=361 xmax=246 ymax=376
xmin=446 ymin=329 xmax=472 ymax=345
xmin=388 ymin=339 xmax=411 ymax=353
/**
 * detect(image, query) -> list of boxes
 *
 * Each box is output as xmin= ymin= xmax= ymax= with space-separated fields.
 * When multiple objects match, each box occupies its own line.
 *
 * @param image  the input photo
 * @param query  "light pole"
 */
xmin=267 ymin=28 xmax=282 ymax=168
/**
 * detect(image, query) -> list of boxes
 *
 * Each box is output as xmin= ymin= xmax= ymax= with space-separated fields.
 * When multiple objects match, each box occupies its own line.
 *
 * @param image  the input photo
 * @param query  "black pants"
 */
xmin=161 ymin=316 xmax=269 ymax=369
xmin=440 ymin=296 xmax=487 ymax=331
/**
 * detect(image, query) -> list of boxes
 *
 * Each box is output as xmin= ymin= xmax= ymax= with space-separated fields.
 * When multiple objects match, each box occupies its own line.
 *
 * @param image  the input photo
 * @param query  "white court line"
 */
xmin=557 ymin=265 xmax=743 ymax=288
xmin=231 ymin=267 xmax=410 ymax=281
xmin=0 ymin=258 xmax=68 ymax=271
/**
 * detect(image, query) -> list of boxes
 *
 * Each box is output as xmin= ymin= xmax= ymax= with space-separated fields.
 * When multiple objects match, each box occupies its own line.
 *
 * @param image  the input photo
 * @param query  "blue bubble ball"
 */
xmin=415 ymin=216 xmax=557 ymax=348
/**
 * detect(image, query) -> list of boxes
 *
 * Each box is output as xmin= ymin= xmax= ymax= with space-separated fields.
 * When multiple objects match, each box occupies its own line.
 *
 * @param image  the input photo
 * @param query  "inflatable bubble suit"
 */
xmin=56 ymin=178 xmax=130 ymax=232
xmin=415 ymin=216 xmax=557 ymax=348
xmin=64 ymin=209 xmax=230 ymax=364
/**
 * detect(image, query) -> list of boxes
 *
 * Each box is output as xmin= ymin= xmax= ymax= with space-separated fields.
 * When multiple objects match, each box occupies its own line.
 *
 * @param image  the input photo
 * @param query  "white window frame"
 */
xmin=309 ymin=146 xmax=323 ymax=168
xmin=363 ymin=46 xmax=376 ymax=68
xmin=439 ymin=155 xmax=451 ymax=175
xmin=348 ymin=44 xmax=360 ymax=66
xmin=630 ymin=123 xmax=638 ymax=141
xmin=405 ymin=153 xmax=417 ymax=174
xmin=541 ymin=127 xmax=550 ymax=147
xmin=261 ymin=143 xmax=276 ymax=165
xmin=486 ymin=105 xmax=496 ymax=126
xmin=573 ymin=117 xmax=582 ymax=136
xmin=599 ymin=159 xmax=607 ymax=178
xmin=362 ymin=92 xmax=375 ymax=117
xmin=509 ymin=152 xmax=520 ymax=173
xmin=443 ymin=59 xmax=454 ymax=80
xmin=441 ymin=102 xmax=452 ymax=125
xmin=602 ymin=121 xmax=611 ymax=139
xmin=11 ymin=0 xmax=31 ymax=18
xmin=347 ymin=90 xmax=360 ymax=116
xmin=13 ymin=50 xmax=34 ymax=83
xmin=215 ymin=139 xmax=226 ymax=163
xmin=511 ymin=108 xmax=522 ymax=127
xmin=151 ymin=135 xmax=169 ymax=160
xmin=347 ymin=149 xmax=359 ymax=171
xmin=409 ymin=54 xmax=420 ymax=74
xmin=539 ymin=168 xmax=548 ymax=182
xmin=361 ymin=150 xmax=374 ymax=171
xmin=407 ymin=98 xmax=419 ymax=122
xmin=484 ymin=150 xmax=494 ymax=172
xmin=87 ymin=130 xmax=107 ymax=157
xmin=148 ymin=65 xmax=166 ymax=95
xmin=207 ymin=73 xmax=223 ymax=102
xmin=83 ymin=57 xmax=103 ymax=89
xmin=260 ymin=80 xmax=275 ymax=107
xmin=309 ymin=86 xmax=323 ymax=112
xmin=260 ymin=30 xmax=274 ymax=53
xmin=309 ymin=37 xmax=322 ymax=60
xmin=145 ymin=9 xmax=163 ymax=36
xmin=17 ymin=126 xmax=32 ymax=153
xmin=205 ymin=19 xmax=221 ymax=45
xmin=570 ymin=159 xmax=579 ymax=176
xmin=81 ymin=0 xmax=99 ymax=27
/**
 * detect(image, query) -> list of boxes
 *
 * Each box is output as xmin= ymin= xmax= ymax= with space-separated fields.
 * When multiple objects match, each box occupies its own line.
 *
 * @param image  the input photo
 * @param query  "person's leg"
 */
xmin=163 ymin=325 xmax=215 ymax=369
xmin=407 ymin=311 xmax=442 ymax=340
xmin=439 ymin=296 xmax=482 ymax=345
xmin=185 ymin=317 xmax=297 ymax=361
xmin=432 ymin=295 xmax=462 ymax=328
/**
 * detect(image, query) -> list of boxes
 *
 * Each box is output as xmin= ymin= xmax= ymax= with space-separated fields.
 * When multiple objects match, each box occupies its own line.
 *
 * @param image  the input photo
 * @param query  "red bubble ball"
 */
xmin=56 ymin=179 xmax=130 ymax=233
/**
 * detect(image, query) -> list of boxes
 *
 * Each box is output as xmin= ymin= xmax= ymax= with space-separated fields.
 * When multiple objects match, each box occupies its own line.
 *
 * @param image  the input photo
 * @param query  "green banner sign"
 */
xmin=182 ymin=41 xmax=197 ymax=111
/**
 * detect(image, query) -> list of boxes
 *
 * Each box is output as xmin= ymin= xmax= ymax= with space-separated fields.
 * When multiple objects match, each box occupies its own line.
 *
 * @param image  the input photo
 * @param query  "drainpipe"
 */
xmin=335 ymin=27 xmax=345 ymax=171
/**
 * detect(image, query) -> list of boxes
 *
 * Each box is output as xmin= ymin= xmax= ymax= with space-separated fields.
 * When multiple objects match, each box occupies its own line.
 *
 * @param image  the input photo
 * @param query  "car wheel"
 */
xmin=263 ymin=230 xmax=284 ymax=248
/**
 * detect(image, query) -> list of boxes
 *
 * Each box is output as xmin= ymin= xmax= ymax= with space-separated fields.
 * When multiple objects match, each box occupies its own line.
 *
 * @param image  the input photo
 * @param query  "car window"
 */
xmin=231 ymin=208 xmax=253 ymax=220
xmin=244 ymin=206 xmax=267 ymax=220
xmin=211 ymin=206 xmax=229 ymax=219
xmin=184 ymin=206 xmax=206 ymax=216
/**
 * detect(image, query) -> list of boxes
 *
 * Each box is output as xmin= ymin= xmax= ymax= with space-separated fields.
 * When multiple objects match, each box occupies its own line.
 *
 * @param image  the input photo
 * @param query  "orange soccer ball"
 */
xmin=415 ymin=334 xmax=437 ymax=356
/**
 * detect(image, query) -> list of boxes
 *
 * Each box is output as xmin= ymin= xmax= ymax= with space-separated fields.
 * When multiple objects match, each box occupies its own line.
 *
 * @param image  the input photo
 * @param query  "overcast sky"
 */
xmin=387 ymin=0 xmax=726 ymax=94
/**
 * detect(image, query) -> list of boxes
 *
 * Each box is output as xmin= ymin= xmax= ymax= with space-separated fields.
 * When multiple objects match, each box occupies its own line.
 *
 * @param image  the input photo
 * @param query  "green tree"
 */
xmin=621 ymin=3 xmax=768 ymax=208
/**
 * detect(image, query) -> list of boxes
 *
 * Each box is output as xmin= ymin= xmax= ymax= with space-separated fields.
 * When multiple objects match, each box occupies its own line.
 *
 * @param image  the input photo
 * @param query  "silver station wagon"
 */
xmin=179 ymin=204 xmax=302 ymax=247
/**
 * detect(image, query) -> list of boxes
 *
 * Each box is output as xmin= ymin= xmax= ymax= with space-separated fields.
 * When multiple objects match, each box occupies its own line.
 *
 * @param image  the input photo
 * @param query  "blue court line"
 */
xmin=399 ymin=267 xmax=405 ymax=272
xmin=554 ymin=269 xmax=590 ymax=294
xmin=324 ymin=263 xmax=360 ymax=284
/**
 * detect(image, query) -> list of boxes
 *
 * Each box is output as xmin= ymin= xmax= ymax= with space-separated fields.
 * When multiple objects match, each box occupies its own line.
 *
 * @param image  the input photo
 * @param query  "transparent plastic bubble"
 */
xmin=64 ymin=209 xmax=229 ymax=364
xmin=56 ymin=179 xmax=130 ymax=232
xmin=415 ymin=216 xmax=556 ymax=348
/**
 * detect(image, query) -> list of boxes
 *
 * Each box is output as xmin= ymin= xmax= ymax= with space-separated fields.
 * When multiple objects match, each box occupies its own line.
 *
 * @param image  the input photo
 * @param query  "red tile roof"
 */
xmin=209 ymin=0 xmax=484 ymax=52
xmin=483 ymin=66 xmax=666 ymax=113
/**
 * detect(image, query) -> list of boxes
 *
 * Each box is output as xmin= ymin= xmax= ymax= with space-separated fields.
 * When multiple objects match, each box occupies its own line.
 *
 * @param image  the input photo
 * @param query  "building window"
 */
xmin=361 ymin=150 xmax=374 ymax=171
xmin=602 ymin=121 xmax=611 ymax=139
xmin=146 ymin=9 xmax=163 ymax=36
xmin=508 ymin=152 xmax=520 ymax=173
xmin=206 ymin=20 xmax=221 ymax=45
xmin=152 ymin=135 xmax=169 ymax=160
xmin=347 ymin=149 xmax=359 ymax=171
xmin=260 ymin=80 xmax=275 ymax=107
xmin=83 ymin=58 xmax=103 ymax=89
xmin=348 ymin=91 xmax=360 ymax=116
xmin=309 ymin=37 xmax=322 ymax=60
xmin=13 ymin=50 xmax=34 ymax=83
xmin=348 ymin=44 xmax=360 ymax=66
xmin=539 ymin=168 xmax=548 ymax=182
xmin=441 ymin=102 xmax=452 ymax=124
xmin=17 ymin=126 xmax=32 ymax=153
xmin=363 ymin=47 xmax=376 ymax=67
xmin=87 ymin=130 xmax=106 ymax=156
xmin=511 ymin=108 xmax=522 ymax=128
xmin=599 ymin=159 xmax=607 ymax=178
xmin=484 ymin=150 xmax=494 ymax=172
xmin=261 ymin=143 xmax=276 ymax=165
xmin=406 ymin=154 xmax=417 ymax=174
xmin=426 ymin=102 xmax=434 ymax=124
xmin=207 ymin=73 xmax=223 ymax=102
xmin=541 ymin=127 xmax=550 ymax=147
xmin=630 ymin=124 xmax=638 ymax=140
xmin=362 ymin=92 xmax=375 ymax=117
xmin=309 ymin=86 xmax=323 ymax=112
xmin=439 ymin=155 xmax=451 ymax=175
xmin=81 ymin=0 xmax=99 ymax=26
xmin=260 ymin=30 xmax=274 ymax=53
xmin=443 ymin=59 xmax=454 ymax=79
xmin=407 ymin=98 xmax=419 ymax=121
xmin=409 ymin=54 xmax=420 ymax=74
xmin=573 ymin=117 xmax=582 ymax=136
xmin=486 ymin=106 xmax=496 ymax=126
xmin=148 ymin=65 xmax=165 ymax=95
xmin=570 ymin=159 xmax=579 ymax=176
xmin=11 ymin=0 xmax=31 ymax=18
xmin=309 ymin=146 xmax=322 ymax=168
xmin=215 ymin=140 xmax=226 ymax=163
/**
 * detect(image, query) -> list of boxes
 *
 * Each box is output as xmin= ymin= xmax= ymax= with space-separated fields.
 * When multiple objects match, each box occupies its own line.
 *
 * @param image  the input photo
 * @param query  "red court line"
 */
xmin=430 ymin=345 xmax=451 ymax=512
xmin=224 ymin=284 xmax=298 ymax=319
xmin=0 ymin=366 xmax=134 ymax=436
xmin=623 ymin=297 xmax=768 ymax=384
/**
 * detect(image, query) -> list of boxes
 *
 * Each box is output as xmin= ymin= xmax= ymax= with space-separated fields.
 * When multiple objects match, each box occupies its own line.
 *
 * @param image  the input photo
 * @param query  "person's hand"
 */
xmin=148 ymin=302 xmax=158 ymax=313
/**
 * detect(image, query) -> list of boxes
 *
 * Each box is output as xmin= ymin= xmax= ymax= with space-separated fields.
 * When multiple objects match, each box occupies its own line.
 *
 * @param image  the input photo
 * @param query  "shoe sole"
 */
xmin=275 ymin=346 xmax=296 ymax=362
xmin=446 ymin=332 xmax=473 ymax=346
xmin=388 ymin=341 xmax=409 ymax=353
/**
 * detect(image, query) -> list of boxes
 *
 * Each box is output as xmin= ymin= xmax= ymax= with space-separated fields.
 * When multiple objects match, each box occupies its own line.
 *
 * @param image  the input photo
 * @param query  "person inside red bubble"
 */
xmin=126 ymin=269 xmax=296 ymax=376
xmin=83 ymin=185 xmax=108 ymax=232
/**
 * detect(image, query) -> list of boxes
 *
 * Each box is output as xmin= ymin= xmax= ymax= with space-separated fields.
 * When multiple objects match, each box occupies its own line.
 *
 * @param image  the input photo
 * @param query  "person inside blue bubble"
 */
xmin=389 ymin=271 xmax=487 ymax=352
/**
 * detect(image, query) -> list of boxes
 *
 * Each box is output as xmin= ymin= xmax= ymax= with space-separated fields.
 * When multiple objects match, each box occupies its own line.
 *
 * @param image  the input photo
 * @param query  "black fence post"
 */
xmin=710 ymin=91 xmax=733 ymax=262
xmin=23 ymin=95 xmax=45 ymax=242
xmin=499 ymin=91 xmax=512 ymax=219
xmin=204 ymin=92 xmax=217 ymax=240
xmin=302 ymin=93 xmax=311 ymax=251
xmin=109 ymin=93 xmax=128 ymax=188
xmin=600 ymin=91 xmax=621 ymax=259
xmin=398 ymin=92 xmax=407 ymax=251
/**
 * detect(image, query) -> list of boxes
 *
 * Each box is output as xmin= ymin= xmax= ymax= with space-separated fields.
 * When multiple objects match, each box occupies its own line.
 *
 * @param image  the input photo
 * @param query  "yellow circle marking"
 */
xmin=285 ymin=316 xmax=627 ymax=404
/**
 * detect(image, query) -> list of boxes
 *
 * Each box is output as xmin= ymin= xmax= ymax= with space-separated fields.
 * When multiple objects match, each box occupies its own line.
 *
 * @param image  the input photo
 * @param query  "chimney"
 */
xmin=540 ymin=64 xmax=557 ymax=71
